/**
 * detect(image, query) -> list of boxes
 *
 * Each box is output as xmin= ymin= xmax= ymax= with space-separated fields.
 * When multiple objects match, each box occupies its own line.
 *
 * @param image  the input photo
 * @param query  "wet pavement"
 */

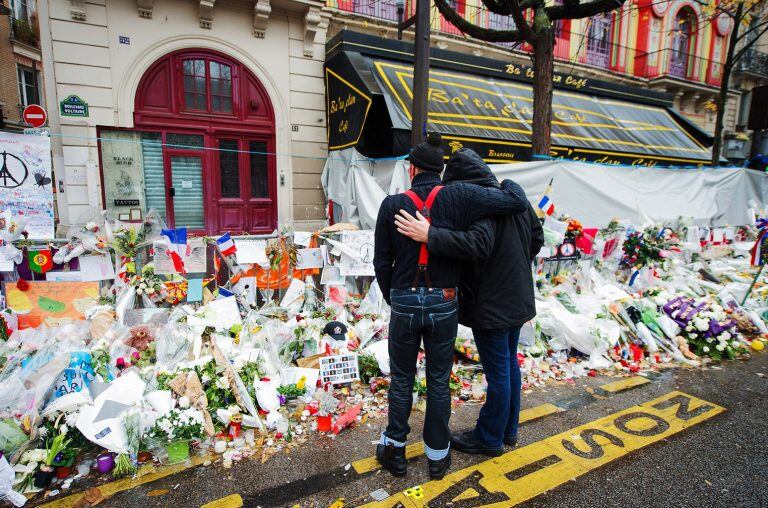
xmin=34 ymin=352 xmax=767 ymax=508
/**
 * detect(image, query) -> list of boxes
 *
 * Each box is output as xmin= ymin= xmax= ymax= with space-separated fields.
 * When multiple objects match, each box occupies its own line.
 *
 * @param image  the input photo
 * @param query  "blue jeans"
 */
xmin=472 ymin=326 xmax=522 ymax=448
xmin=383 ymin=287 xmax=458 ymax=461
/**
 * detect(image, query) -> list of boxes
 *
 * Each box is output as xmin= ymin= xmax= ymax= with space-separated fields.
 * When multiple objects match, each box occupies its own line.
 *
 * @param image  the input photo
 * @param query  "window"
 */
xmin=17 ymin=64 xmax=38 ymax=106
xmin=182 ymin=58 xmax=233 ymax=114
xmin=12 ymin=0 xmax=33 ymax=21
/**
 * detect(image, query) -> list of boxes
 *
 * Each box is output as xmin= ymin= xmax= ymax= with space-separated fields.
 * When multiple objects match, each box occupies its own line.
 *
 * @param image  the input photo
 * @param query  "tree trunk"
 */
xmin=711 ymin=1 xmax=742 ymax=167
xmin=531 ymin=28 xmax=554 ymax=157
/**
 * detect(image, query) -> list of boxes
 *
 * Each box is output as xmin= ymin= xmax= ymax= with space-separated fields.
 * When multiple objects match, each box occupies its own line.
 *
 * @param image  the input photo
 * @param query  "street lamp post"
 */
xmin=397 ymin=0 xmax=431 ymax=146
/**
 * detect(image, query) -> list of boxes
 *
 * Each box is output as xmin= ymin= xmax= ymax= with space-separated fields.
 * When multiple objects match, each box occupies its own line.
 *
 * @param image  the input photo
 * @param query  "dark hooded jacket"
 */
xmin=426 ymin=149 xmax=544 ymax=329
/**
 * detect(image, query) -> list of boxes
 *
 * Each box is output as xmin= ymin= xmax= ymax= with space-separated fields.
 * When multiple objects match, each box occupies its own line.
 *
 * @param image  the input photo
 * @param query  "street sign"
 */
xmin=60 ymin=95 xmax=89 ymax=117
xmin=23 ymin=128 xmax=49 ymax=136
xmin=22 ymin=104 xmax=47 ymax=128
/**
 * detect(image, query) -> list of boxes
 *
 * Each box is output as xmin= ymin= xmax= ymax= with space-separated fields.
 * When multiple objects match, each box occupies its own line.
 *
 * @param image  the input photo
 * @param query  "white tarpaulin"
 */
xmin=0 ymin=132 xmax=54 ymax=239
xmin=322 ymin=151 xmax=766 ymax=228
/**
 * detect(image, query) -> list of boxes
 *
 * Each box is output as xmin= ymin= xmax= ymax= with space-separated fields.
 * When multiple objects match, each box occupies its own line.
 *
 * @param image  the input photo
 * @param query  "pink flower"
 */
xmin=131 ymin=351 xmax=140 ymax=360
xmin=116 ymin=357 xmax=126 ymax=368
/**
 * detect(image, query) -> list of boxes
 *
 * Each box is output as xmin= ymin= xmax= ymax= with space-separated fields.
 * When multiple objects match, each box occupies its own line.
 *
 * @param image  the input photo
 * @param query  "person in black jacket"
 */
xmin=373 ymin=135 xmax=529 ymax=480
xmin=395 ymin=148 xmax=544 ymax=456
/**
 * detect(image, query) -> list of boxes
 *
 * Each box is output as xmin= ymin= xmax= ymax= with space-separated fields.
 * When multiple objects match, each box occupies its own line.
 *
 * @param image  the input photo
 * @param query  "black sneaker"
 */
xmin=503 ymin=435 xmax=518 ymax=447
xmin=428 ymin=451 xmax=451 ymax=480
xmin=376 ymin=443 xmax=407 ymax=477
xmin=450 ymin=430 xmax=504 ymax=457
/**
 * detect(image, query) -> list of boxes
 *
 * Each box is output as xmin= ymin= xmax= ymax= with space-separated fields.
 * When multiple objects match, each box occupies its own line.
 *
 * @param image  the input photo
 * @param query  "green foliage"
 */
xmin=357 ymin=353 xmax=381 ymax=384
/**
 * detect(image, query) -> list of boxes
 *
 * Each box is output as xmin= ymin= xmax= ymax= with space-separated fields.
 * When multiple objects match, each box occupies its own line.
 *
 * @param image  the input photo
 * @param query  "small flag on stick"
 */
xmin=536 ymin=179 xmax=555 ymax=218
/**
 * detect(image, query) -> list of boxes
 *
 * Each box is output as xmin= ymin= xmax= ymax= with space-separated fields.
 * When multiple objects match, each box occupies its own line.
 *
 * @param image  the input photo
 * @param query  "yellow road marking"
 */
xmin=519 ymin=403 xmax=561 ymax=423
xmin=39 ymin=454 xmax=210 ymax=508
xmin=360 ymin=391 xmax=724 ymax=507
xmin=600 ymin=376 xmax=650 ymax=393
xmin=201 ymin=493 xmax=244 ymax=508
xmin=351 ymin=403 xmax=562 ymax=475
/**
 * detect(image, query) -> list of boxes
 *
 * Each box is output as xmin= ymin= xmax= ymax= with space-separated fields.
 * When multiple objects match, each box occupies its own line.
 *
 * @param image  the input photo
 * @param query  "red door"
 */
xmin=213 ymin=135 xmax=276 ymax=234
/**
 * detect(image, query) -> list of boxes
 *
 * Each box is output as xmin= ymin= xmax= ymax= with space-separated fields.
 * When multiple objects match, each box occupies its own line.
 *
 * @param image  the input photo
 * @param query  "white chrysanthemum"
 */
xmin=59 ymin=424 xmax=69 ymax=435
xmin=703 ymin=346 xmax=710 ymax=353
xmin=65 ymin=412 xmax=79 ymax=426
xmin=731 ymin=341 xmax=740 ymax=349
xmin=178 ymin=396 xmax=190 ymax=409
xmin=716 ymin=344 xmax=725 ymax=352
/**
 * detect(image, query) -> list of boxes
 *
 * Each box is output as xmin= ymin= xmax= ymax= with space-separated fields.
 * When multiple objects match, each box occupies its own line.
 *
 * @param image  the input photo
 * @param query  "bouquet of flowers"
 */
xmin=558 ymin=214 xmax=583 ymax=240
xmin=145 ymin=408 xmax=205 ymax=444
xmin=621 ymin=226 xmax=679 ymax=270
xmin=113 ymin=409 xmax=140 ymax=477
xmin=130 ymin=271 xmax=168 ymax=305
xmin=662 ymin=296 xmax=746 ymax=360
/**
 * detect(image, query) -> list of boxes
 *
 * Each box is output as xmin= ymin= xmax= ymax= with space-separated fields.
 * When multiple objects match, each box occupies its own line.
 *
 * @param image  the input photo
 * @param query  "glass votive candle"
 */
xmin=233 ymin=436 xmax=246 ymax=448
xmin=214 ymin=439 xmax=227 ymax=454
xmin=244 ymin=429 xmax=255 ymax=445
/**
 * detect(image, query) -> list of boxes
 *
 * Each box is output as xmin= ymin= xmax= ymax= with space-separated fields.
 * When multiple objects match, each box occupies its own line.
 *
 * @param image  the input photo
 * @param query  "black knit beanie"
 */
xmin=407 ymin=132 xmax=445 ymax=173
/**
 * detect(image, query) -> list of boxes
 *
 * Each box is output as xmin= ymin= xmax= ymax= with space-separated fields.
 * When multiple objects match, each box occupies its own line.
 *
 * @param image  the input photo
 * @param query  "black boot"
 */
xmin=428 ymin=450 xmax=451 ymax=480
xmin=451 ymin=430 xmax=504 ymax=457
xmin=503 ymin=435 xmax=518 ymax=447
xmin=376 ymin=443 xmax=407 ymax=477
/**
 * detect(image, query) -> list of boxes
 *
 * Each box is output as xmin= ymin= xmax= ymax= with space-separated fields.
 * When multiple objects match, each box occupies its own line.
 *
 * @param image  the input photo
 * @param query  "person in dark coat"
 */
xmin=373 ymin=135 xmax=529 ymax=480
xmin=395 ymin=148 xmax=543 ymax=456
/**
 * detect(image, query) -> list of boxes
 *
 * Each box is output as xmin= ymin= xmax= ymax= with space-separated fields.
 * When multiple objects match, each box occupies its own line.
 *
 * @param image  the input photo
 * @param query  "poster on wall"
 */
xmin=100 ymin=130 xmax=148 ymax=220
xmin=0 ymin=132 xmax=54 ymax=239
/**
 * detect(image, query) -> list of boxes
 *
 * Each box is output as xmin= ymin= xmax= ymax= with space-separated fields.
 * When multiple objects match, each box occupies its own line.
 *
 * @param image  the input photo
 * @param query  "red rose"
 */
xmin=116 ymin=357 xmax=126 ymax=368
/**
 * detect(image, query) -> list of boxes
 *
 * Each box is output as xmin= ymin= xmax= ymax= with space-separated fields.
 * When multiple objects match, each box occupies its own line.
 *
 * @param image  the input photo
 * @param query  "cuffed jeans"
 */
xmin=472 ymin=326 xmax=523 ymax=448
xmin=383 ymin=287 xmax=458 ymax=460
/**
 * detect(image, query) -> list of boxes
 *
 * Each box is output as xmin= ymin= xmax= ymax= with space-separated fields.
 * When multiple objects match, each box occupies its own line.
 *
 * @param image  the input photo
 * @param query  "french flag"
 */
xmin=161 ymin=227 xmax=187 ymax=274
xmin=537 ymin=194 xmax=555 ymax=216
xmin=536 ymin=179 xmax=555 ymax=217
xmin=216 ymin=232 xmax=237 ymax=256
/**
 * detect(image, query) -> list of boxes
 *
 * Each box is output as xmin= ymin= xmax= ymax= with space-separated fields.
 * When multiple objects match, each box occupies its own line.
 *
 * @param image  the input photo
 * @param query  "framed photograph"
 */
xmin=130 ymin=208 xmax=142 ymax=221
xmin=118 ymin=213 xmax=130 ymax=221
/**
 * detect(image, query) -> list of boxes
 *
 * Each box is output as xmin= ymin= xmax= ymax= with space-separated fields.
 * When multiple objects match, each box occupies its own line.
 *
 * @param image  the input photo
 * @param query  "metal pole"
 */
xmin=410 ymin=0 xmax=430 ymax=147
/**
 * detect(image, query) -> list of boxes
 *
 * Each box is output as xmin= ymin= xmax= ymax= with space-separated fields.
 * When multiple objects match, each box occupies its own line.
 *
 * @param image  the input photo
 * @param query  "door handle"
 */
xmin=169 ymin=187 xmax=176 ymax=197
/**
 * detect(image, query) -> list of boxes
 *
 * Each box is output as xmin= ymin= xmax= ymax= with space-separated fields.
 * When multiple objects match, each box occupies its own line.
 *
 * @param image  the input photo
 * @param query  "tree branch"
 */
xmin=726 ymin=22 xmax=768 ymax=71
xmin=734 ymin=19 xmax=768 ymax=45
xmin=546 ymin=0 xmax=627 ymax=21
xmin=509 ymin=0 xmax=534 ymax=40
xmin=481 ymin=0 xmax=513 ymax=15
xmin=434 ymin=0 xmax=525 ymax=42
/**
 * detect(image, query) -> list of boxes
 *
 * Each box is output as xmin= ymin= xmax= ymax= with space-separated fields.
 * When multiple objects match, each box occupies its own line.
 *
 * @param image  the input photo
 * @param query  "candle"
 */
xmin=214 ymin=439 xmax=227 ymax=454
xmin=233 ymin=436 xmax=245 ymax=448
xmin=244 ymin=429 xmax=255 ymax=445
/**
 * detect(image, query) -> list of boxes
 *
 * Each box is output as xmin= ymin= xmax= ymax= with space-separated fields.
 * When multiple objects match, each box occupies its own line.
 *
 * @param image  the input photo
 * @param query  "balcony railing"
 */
xmin=737 ymin=48 xmax=768 ymax=78
xmin=11 ymin=16 xmax=40 ymax=47
xmin=642 ymin=48 xmax=723 ymax=87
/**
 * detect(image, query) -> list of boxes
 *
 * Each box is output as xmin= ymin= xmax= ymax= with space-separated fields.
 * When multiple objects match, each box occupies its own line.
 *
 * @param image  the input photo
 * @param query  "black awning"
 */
xmin=325 ymin=31 xmax=713 ymax=167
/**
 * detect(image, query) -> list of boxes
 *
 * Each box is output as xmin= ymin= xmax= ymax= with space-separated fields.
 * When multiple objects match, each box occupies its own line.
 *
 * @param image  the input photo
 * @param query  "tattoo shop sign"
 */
xmin=0 ymin=132 xmax=54 ymax=239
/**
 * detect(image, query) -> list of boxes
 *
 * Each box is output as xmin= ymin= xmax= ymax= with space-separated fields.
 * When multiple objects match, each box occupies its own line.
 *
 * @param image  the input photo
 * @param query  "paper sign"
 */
xmin=181 ymin=180 xmax=192 ymax=189
xmin=5 ymin=281 xmax=99 ymax=325
xmin=724 ymin=227 xmax=735 ymax=241
xmin=319 ymin=354 xmax=360 ymax=385
xmin=187 ymin=278 xmax=203 ymax=302
xmin=320 ymin=266 xmax=344 ymax=285
xmin=234 ymin=238 xmax=268 ymax=266
xmin=294 ymin=231 xmax=312 ymax=247
xmin=191 ymin=296 xmax=240 ymax=330
xmin=185 ymin=238 xmax=207 ymax=273
xmin=0 ymin=258 xmax=14 ymax=272
xmin=46 ymin=271 xmax=84 ymax=281
xmin=335 ymin=231 xmax=375 ymax=277
xmin=280 ymin=278 xmax=305 ymax=309
xmin=79 ymin=254 xmax=116 ymax=281
xmin=296 ymin=248 xmax=324 ymax=269
xmin=712 ymin=229 xmax=725 ymax=244
xmin=0 ymin=132 xmax=54 ymax=239
xmin=232 ymin=276 xmax=257 ymax=306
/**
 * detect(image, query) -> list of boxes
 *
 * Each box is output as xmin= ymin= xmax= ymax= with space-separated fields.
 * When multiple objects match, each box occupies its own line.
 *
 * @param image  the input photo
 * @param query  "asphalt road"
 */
xmin=34 ymin=352 xmax=767 ymax=508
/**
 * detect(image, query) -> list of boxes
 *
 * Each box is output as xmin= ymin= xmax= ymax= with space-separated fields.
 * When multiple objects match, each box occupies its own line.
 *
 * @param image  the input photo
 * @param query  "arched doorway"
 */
xmin=133 ymin=49 xmax=277 ymax=234
xmin=669 ymin=8 xmax=696 ymax=78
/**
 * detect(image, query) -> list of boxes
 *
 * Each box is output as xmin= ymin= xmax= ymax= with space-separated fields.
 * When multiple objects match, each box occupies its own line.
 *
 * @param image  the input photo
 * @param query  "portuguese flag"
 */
xmin=28 ymin=247 xmax=53 ymax=274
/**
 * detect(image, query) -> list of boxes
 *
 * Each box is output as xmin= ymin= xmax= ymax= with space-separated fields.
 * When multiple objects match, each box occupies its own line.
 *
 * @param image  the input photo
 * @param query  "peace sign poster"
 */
xmin=0 ymin=132 xmax=54 ymax=239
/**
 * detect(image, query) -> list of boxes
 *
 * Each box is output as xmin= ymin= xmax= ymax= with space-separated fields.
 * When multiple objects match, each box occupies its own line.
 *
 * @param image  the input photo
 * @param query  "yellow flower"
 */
xmin=296 ymin=376 xmax=307 ymax=390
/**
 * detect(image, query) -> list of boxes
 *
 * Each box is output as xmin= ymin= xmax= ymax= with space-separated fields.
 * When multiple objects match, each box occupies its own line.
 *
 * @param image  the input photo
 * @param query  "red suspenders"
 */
xmin=403 ymin=185 xmax=444 ymax=287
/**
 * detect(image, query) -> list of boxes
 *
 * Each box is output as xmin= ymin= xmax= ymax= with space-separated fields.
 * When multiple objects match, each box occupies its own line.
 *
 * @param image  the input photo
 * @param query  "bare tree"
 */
xmin=702 ymin=0 xmax=768 ymax=166
xmin=434 ymin=0 xmax=628 ymax=156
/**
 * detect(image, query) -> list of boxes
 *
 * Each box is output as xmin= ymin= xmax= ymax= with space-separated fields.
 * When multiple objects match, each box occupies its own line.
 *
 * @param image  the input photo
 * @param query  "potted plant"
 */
xmin=36 ymin=430 xmax=71 ymax=487
xmin=52 ymin=447 xmax=78 ymax=479
xmin=145 ymin=408 xmax=205 ymax=464
xmin=315 ymin=389 xmax=337 ymax=433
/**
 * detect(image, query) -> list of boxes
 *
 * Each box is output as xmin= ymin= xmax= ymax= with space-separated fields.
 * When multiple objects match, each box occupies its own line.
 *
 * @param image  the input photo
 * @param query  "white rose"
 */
xmin=178 ymin=396 xmax=190 ymax=409
xmin=59 ymin=424 xmax=69 ymax=435
xmin=706 ymin=337 xmax=714 ymax=343
xmin=136 ymin=288 xmax=144 ymax=295
xmin=716 ymin=344 xmax=725 ymax=352
xmin=201 ymin=374 xmax=211 ymax=384
xmin=703 ymin=346 xmax=710 ymax=353
xmin=731 ymin=341 xmax=740 ymax=349
xmin=685 ymin=325 xmax=694 ymax=332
